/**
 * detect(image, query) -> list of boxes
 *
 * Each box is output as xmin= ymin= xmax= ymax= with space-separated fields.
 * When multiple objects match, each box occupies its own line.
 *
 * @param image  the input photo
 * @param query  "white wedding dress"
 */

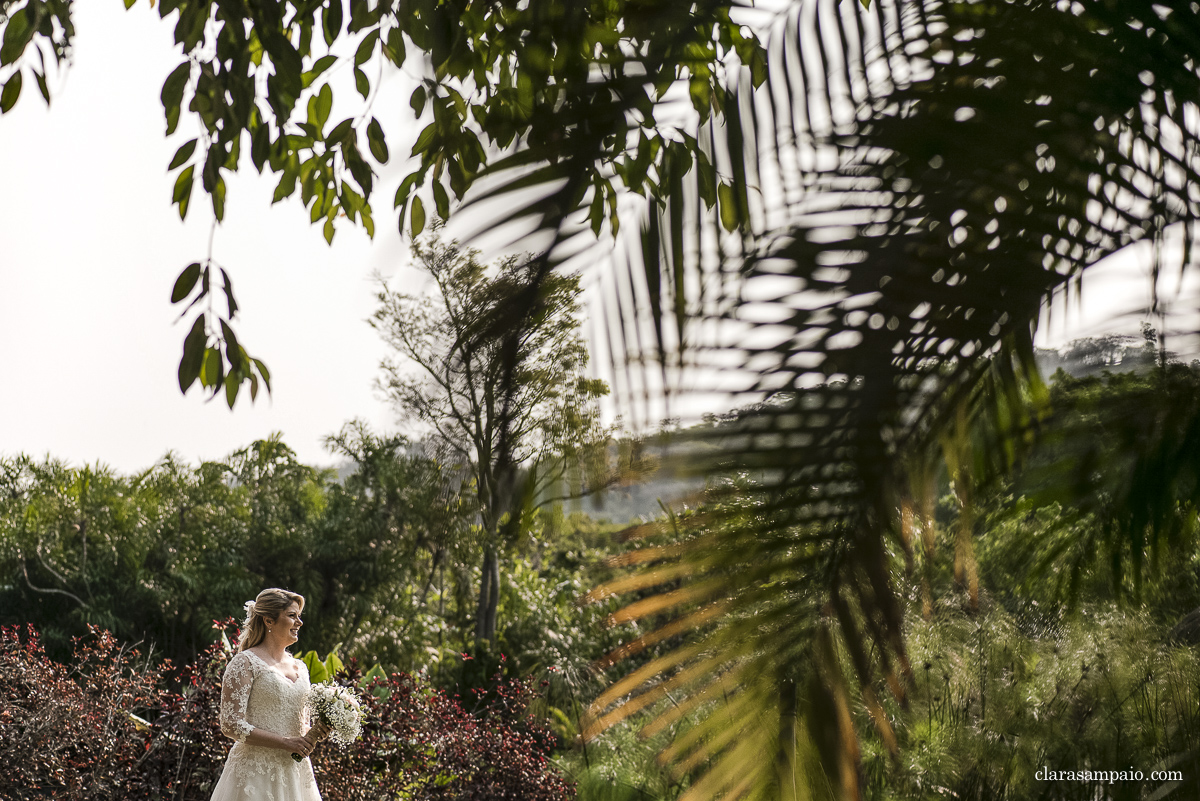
xmin=210 ymin=650 xmax=322 ymax=801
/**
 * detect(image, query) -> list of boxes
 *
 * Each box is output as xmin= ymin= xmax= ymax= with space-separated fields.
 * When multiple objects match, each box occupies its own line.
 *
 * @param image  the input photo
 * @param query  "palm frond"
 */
xmin=450 ymin=0 xmax=1200 ymax=797
xmin=573 ymin=1 xmax=1200 ymax=798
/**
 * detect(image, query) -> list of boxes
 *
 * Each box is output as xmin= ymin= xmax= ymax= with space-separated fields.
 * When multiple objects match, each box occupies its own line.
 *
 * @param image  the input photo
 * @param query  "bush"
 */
xmin=316 ymin=661 xmax=574 ymax=800
xmin=0 ymin=623 xmax=574 ymax=801
xmin=0 ymin=624 xmax=163 ymax=799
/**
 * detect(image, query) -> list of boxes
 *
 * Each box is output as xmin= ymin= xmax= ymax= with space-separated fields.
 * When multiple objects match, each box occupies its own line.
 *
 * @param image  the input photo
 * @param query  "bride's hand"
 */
xmin=286 ymin=735 xmax=315 ymax=757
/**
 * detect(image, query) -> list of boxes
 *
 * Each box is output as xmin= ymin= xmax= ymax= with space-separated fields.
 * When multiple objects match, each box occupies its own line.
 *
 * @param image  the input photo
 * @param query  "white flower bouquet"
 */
xmin=291 ymin=682 xmax=364 ymax=761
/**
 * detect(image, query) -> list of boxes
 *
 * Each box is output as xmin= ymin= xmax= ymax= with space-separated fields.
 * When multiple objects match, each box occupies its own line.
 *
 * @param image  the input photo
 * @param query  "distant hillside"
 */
xmin=1035 ymin=330 xmax=1173 ymax=379
xmin=565 ymin=440 xmax=710 ymax=524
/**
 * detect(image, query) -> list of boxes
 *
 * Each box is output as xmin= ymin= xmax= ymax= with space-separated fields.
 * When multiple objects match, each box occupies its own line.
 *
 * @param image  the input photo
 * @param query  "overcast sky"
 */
xmin=0 ymin=3 xmax=417 ymax=472
xmin=1 ymin=3 xmax=1195 ymax=474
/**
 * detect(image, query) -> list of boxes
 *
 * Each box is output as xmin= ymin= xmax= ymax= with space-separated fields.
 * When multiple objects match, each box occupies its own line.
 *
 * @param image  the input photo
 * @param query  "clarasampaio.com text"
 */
xmin=1036 ymin=768 xmax=1182 ymax=783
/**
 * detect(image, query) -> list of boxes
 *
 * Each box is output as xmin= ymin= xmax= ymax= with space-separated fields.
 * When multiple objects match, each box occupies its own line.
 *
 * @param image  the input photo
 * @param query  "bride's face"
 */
xmin=270 ymin=602 xmax=303 ymax=646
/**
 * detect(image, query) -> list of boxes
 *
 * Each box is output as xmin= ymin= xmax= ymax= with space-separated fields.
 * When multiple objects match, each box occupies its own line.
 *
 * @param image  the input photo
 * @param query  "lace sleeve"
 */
xmin=220 ymin=652 xmax=257 ymax=743
xmin=298 ymin=660 xmax=313 ymax=732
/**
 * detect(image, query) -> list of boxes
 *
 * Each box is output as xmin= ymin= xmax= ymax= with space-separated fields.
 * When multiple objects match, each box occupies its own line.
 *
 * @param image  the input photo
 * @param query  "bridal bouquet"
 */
xmin=291 ymin=682 xmax=364 ymax=761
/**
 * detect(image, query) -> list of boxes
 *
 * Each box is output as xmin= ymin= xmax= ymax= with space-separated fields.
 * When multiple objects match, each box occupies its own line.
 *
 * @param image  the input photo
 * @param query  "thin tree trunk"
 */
xmin=485 ymin=549 xmax=500 ymax=641
xmin=474 ymin=544 xmax=501 ymax=644
xmin=475 ymin=546 xmax=495 ymax=643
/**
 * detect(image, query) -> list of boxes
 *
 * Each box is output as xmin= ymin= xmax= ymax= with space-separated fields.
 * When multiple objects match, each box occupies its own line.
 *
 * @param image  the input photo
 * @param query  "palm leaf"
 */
xmin=449 ymin=0 xmax=1200 ymax=798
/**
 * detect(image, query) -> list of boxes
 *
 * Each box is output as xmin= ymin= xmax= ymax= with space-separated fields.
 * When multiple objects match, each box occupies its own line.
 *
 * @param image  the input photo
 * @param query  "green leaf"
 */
xmin=178 ymin=315 xmax=207 ymax=393
xmin=253 ymin=358 xmax=272 ymax=393
xmin=359 ymin=663 xmax=386 ymax=686
xmin=589 ymin=184 xmax=605 ymax=236
xmin=345 ymin=141 xmax=373 ymax=197
xmin=367 ymin=117 xmax=388 ymax=163
xmin=696 ymin=151 xmax=717 ymax=208
xmin=201 ymin=346 xmax=222 ymax=388
xmin=224 ymin=372 xmax=240 ymax=407
xmin=411 ymin=122 xmax=437 ymax=155
xmin=212 ymin=177 xmax=226 ymax=222
xmin=173 ymin=165 xmax=195 ymax=220
xmin=302 ymin=55 xmax=337 ymax=89
xmin=251 ymin=124 xmax=270 ymax=173
xmin=324 ymin=216 xmax=336 ymax=244
xmin=410 ymin=85 xmax=427 ymax=117
xmin=688 ymin=77 xmax=711 ymax=117
xmin=355 ymin=29 xmax=380 ymax=66
xmin=247 ymin=29 xmax=263 ymax=67
xmin=172 ymin=262 xmax=202 ymax=303
xmin=747 ymin=47 xmax=767 ymax=89
xmin=314 ymin=83 xmax=332 ymax=131
xmin=169 ymin=138 xmax=198 ymax=171
xmin=385 ymin=28 xmax=406 ymax=67
xmin=0 ymin=72 xmax=22 ymax=113
xmin=0 ymin=9 xmax=33 ymax=67
xmin=410 ymin=195 xmax=425 ymax=238
xmin=272 ymin=169 xmax=297 ymax=204
xmin=433 ymin=181 xmax=449 ymax=219
xmin=327 ymin=117 xmax=354 ymax=144
xmin=160 ymin=61 xmax=190 ymax=135
xmin=322 ymin=2 xmax=343 ymax=46
xmin=354 ymin=67 xmax=369 ymax=99
xmin=393 ymin=172 xmax=420 ymax=209
xmin=220 ymin=268 xmax=239 ymax=319
xmin=301 ymin=651 xmax=329 ymax=684
xmin=201 ymin=145 xmax=222 ymax=193
xmin=717 ymin=182 xmax=737 ymax=231
xmin=34 ymin=70 xmax=48 ymax=105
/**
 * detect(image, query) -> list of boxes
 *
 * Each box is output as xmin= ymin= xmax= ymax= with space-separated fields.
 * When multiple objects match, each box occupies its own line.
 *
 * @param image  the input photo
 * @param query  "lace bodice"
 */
xmin=220 ymin=650 xmax=311 ymax=743
xmin=211 ymin=650 xmax=321 ymax=801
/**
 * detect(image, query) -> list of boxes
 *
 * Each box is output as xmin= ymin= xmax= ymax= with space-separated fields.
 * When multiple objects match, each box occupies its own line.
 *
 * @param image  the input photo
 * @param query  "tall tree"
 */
xmin=372 ymin=232 xmax=610 ymax=645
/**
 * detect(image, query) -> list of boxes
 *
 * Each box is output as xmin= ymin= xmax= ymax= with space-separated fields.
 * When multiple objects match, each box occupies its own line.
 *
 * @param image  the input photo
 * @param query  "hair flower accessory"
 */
xmin=243 ymin=600 xmax=256 ymax=619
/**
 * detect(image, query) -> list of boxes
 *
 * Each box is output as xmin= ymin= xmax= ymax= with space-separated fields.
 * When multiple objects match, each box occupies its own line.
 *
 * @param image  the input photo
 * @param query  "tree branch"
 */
xmin=22 ymin=560 xmax=90 ymax=609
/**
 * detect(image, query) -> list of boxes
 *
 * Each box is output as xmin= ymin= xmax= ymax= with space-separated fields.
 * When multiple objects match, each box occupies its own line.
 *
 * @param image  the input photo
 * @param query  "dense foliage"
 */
xmin=866 ymin=602 xmax=1200 ymax=801
xmin=0 ymin=429 xmax=626 ymax=680
xmin=849 ymin=364 xmax=1200 ymax=800
xmin=0 ymin=622 xmax=575 ymax=800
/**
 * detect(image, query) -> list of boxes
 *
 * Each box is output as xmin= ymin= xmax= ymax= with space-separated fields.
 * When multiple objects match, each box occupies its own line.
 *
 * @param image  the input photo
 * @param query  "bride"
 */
xmin=210 ymin=588 xmax=330 ymax=801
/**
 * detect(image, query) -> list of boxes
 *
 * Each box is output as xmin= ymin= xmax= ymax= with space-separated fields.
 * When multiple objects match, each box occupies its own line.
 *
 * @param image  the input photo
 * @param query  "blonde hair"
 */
xmin=238 ymin=588 xmax=305 ymax=652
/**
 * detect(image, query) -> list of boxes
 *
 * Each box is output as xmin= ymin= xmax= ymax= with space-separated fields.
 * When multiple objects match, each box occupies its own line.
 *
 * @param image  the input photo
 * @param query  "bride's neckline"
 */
xmin=244 ymin=649 xmax=302 ymax=685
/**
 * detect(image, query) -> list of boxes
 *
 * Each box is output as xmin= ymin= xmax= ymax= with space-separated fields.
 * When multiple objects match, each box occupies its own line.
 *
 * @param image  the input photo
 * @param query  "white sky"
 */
xmin=1 ymin=2 xmax=414 ymax=472
xmin=1 ymin=3 xmax=1195 ymax=474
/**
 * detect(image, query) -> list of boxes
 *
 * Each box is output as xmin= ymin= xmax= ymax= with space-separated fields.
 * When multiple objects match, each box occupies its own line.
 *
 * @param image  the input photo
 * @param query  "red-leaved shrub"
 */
xmin=0 ymin=624 xmax=574 ymax=801
xmin=314 ymin=663 xmax=574 ymax=800
xmin=0 ymin=624 xmax=163 ymax=800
